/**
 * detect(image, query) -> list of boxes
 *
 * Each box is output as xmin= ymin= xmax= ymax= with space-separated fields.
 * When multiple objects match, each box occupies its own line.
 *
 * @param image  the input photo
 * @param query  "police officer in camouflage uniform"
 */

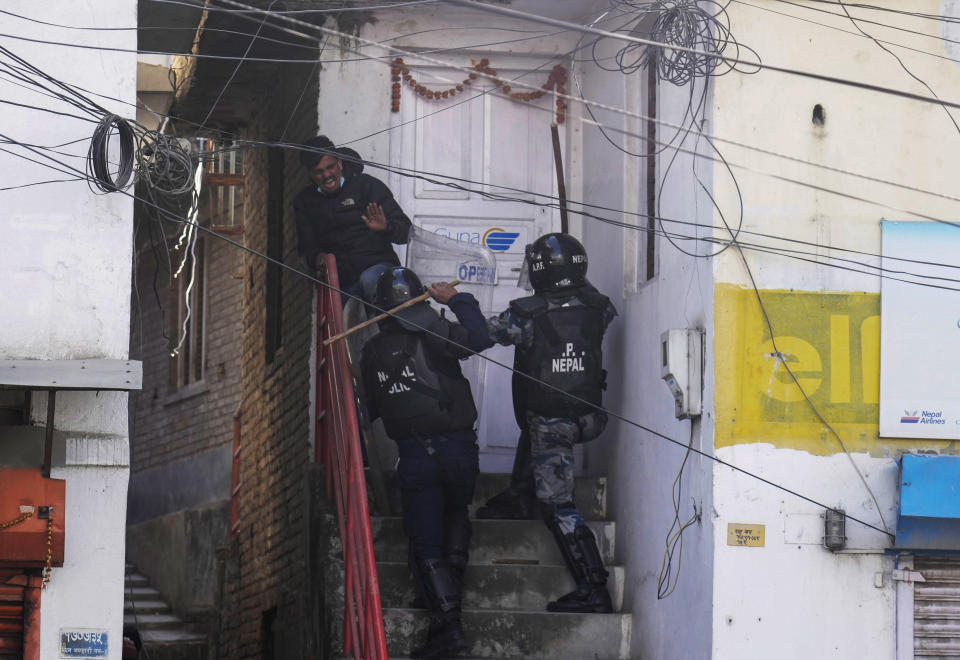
xmin=361 ymin=267 xmax=490 ymax=658
xmin=438 ymin=233 xmax=617 ymax=613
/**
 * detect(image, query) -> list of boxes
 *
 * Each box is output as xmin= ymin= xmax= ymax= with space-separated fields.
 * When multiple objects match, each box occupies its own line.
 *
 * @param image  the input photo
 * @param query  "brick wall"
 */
xmin=216 ymin=66 xmax=320 ymax=660
xmin=130 ymin=208 xmax=243 ymax=481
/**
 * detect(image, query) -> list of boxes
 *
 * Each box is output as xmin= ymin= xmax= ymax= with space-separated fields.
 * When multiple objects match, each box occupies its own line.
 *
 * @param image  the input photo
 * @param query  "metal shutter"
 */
xmin=0 ymin=570 xmax=25 ymax=660
xmin=914 ymin=555 xmax=960 ymax=658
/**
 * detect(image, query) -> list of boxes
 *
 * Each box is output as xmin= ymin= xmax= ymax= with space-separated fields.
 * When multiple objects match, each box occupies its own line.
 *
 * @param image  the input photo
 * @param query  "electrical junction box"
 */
xmin=660 ymin=328 xmax=703 ymax=419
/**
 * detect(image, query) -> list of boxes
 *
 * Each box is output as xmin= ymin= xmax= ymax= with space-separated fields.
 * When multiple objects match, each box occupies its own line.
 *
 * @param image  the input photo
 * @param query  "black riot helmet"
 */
xmin=375 ymin=267 xmax=426 ymax=308
xmin=525 ymin=233 xmax=588 ymax=293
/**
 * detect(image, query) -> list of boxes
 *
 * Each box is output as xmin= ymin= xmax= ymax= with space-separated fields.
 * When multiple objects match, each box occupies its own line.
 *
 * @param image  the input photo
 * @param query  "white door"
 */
xmin=390 ymin=57 xmax=563 ymax=471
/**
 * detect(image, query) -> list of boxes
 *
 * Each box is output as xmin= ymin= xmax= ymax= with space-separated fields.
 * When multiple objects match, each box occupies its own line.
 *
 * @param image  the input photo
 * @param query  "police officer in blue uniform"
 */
xmin=361 ymin=268 xmax=489 ymax=658
xmin=437 ymin=233 xmax=617 ymax=613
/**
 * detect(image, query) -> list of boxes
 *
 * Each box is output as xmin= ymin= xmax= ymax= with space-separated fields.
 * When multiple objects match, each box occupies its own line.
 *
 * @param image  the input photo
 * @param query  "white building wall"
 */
xmin=0 ymin=1 xmax=136 ymax=658
xmin=708 ymin=2 xmax=960 ymax=658
xmin=577 ymin=36 xmax=718 ymax=654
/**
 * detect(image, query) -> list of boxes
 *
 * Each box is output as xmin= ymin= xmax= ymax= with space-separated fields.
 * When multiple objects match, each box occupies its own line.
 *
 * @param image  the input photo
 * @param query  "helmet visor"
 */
xmin=516 ymin=244 xmax=534 ymax=291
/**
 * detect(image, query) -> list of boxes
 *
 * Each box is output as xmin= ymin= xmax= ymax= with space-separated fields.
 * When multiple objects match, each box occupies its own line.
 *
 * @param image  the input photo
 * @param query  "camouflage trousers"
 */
xmin=527 ymin=411 xmax=607 ymax=535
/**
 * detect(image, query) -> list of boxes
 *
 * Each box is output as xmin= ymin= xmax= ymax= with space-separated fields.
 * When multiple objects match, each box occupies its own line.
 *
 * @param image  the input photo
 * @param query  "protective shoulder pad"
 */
xmin=578 ymin=290 xmax=611 ymax=310
xmin=509 ymin=295 xmax=548 ymax=318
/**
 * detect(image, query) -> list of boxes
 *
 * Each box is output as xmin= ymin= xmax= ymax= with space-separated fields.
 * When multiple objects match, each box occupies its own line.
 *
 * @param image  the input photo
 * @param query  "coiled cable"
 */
xmin=86 ymin=113 xmax=135 ymax=192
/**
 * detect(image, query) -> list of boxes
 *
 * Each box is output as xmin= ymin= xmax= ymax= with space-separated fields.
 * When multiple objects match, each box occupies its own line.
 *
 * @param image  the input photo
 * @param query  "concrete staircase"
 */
xmin=123 ymin=563 xmax=207 ymax=660
xmin=334 ymin=472 xmax=632 ymax=659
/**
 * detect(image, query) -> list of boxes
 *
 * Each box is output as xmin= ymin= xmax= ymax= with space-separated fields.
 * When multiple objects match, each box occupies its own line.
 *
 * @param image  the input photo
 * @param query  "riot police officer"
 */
xmin=438 ymin=233 xmax=617 ymax=613
xmin=361 ymin=267 xmax=489 ymax=658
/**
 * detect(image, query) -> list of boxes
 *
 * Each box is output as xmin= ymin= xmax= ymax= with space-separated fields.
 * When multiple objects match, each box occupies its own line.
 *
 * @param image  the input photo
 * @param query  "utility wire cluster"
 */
xmin=0 ymin=41 xmax=201 ymax=356
xmin=598 ymin=0 xmax=761 ymax=84
xmin=7 ymin=0 xmax=959 ymax=595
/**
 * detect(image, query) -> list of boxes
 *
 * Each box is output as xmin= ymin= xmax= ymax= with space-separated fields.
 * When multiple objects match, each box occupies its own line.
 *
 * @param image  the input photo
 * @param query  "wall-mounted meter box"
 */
xmin=660 ymin=329 xmax=704 ymax=419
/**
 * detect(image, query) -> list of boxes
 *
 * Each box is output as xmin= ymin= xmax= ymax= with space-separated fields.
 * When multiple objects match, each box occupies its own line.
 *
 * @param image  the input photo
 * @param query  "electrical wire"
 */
xmin=0 ymin=138 xmax=904 ymax=538
xmin=144 ymin=0 xmax=441 ymax=15
xmin=657 ymin=423 xmax=701 ymax=600
xmin=833 ymin=0 xmax=960 ymax=138
xmin=200 ymin=0 xmax=281 ymax=130
xmin=731 ymin=0 xmax=960 ymax=68
xmin=3 ymin=0 xmax=924 ymax=539
xmin=607 ymin=0 xmax=890 ymax=532
xmin=15 ymin=132 xmax=960 ymax=293
xmin=442 ymin=0 xmax=960 ymax=112
xmin=87 ymin=114 xmax=136 ymax=193
xmin=786 ymin=0 xmax=960 ymax=32
xmin=6 ymin=59 xmax=960 ymax=291
xmin=143 ymin=0 xmax=960 ymax=241
xmin=1 ymin=0 xmax=960 ymax=116
xmin=595 ymin=0 xmax=762 ymax=84
xmin=13 ymin=0 xmax=960 ymax=228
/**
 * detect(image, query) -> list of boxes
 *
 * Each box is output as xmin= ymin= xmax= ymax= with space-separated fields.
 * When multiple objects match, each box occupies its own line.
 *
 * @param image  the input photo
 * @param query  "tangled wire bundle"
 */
xmin=596 ymin=0 xmax=761 ymax=85
xmin=136 ymin=130 xmax=195 ymax=199
xmin=87 ymin=113 xmax=136 ymax=193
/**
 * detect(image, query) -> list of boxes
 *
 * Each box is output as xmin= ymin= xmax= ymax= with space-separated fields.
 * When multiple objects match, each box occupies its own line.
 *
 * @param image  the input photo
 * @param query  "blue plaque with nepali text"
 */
xmin=59 ymin=629 xmax=108 ymax=658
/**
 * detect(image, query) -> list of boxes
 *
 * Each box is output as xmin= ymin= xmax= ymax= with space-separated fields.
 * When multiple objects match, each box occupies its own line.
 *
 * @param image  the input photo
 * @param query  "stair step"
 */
xmin=124 ymin=599 xmax=171 ymax=615
xmin=376 ymin=561 xmax=625 ymax=612
xmin=372 ymin=518 xmax=616 ymax=565
xmin=124 ymin=573 xmax=149 ymax=588
xmin=123 ymin=613 xmax=184 ymax=630
xmin=137 ymin=645 xmax=206 ymax=660
xmin=472 ymin=473 xmax=606 ymax=519
xmin=332 ymin=608 xmax=631 ymax=659
xmin=140 ymin=629 xmax=206 ymax=643
xmin=125 ymin=586 xmax=162 ymax=599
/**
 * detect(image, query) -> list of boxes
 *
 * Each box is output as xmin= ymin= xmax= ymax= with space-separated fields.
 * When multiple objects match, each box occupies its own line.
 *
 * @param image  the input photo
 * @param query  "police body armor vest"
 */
xmin=368 ymin=328 xmax=477 ymax=439
xmin=511 ymin=289 xmax=608 ymax=418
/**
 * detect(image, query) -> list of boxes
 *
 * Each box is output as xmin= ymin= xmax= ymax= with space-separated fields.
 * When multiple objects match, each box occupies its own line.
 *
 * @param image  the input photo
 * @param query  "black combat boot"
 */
xmin=410 ymin=558 xmax=467 ymax=659
xmin=546 ymin=523 xmax=613 ymax=614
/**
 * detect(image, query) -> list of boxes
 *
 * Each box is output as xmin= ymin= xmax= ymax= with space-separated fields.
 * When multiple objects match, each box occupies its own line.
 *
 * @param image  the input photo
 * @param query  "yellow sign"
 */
xmin=727 ymin=523 xmax=765 ymax=547
xmin=715 ymin=285 xmax=882 ymax=454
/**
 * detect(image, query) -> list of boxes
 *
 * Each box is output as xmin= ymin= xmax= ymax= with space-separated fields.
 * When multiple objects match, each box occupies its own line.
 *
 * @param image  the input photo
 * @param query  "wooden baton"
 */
xmin=322 ymin=279 xmax=461 ymax=346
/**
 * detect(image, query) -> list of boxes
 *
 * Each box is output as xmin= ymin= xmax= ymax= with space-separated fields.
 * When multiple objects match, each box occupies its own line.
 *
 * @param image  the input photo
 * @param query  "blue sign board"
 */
xmin=896 ymin=454 xmax=960 ymax=550
xmin=59 ymin=630 xmax=108 ymax=658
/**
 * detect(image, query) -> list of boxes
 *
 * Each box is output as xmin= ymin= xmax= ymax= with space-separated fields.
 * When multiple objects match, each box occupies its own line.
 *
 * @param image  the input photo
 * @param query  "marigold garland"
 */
xmin=390 ymin=57 xmax=567 ymax=123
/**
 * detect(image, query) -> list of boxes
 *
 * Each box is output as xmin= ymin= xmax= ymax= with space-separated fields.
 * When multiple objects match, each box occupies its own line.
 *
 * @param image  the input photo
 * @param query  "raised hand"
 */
xmin=361 ymin=203 xmax=388 ymax=231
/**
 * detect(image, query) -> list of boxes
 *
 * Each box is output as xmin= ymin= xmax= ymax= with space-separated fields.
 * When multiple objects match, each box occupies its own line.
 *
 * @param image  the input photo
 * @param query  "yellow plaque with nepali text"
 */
xmin=727 ymin=523 xmax=765 ymax=547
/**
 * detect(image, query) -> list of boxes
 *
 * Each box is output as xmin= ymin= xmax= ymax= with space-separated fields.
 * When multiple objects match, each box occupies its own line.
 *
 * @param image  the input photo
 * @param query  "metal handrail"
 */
xmin=314 ymin=254 xmax=388 ymax=660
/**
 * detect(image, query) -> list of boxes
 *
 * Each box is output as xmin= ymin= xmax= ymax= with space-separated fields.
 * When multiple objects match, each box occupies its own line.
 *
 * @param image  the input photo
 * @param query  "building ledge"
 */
xmin=0 ymin=359 xmax=142 ymax=391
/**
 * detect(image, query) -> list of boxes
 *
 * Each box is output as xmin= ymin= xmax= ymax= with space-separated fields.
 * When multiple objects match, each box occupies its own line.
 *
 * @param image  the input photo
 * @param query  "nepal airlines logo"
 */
xmin=900 ymin=410 xmax=946 ymax=425
xmin=483 ymin=228 xmax=520 ymax=253
xmin=901 ymin=410 xmax=920 ymax=424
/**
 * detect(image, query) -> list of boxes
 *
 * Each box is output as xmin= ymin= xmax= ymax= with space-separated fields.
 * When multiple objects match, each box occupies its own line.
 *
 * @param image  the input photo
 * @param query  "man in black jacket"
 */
xmin=295 ymin=135 xmax=412 ymax=300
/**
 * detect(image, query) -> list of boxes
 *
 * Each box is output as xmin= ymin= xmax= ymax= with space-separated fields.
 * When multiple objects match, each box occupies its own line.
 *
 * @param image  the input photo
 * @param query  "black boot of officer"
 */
xmin=544 ymin=507 xmax=613 ymax=613
xmin=410 ymin=557 xmax=466 ymax=658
